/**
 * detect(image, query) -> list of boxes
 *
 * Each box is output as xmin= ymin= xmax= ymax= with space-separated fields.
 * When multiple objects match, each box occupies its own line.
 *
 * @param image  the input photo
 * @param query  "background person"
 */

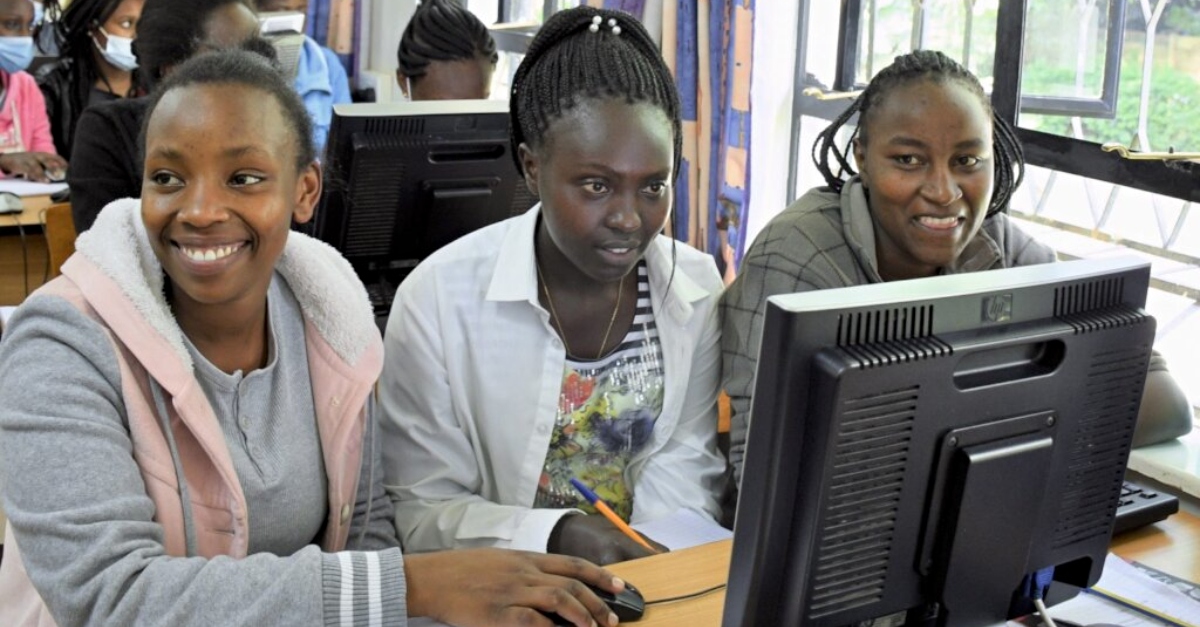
xmin=251 ymin=0 xmax=350 ymax=155
xmin=36 ymin=0 xmax=145 ymax=157
xmin=67 ymin=0 xmax=262 ymax=233
xmin=0 ymin=0 xmax=67 ymax=181
xmin=396 ymin=0 xmax=497 ymax=101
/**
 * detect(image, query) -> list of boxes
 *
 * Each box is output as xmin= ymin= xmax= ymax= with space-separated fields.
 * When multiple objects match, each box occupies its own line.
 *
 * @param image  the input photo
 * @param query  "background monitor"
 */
xmin=315 ymin=100 xmax=536 ymax=315
xmin=723 ymin=257 xmax=1156 ymax=627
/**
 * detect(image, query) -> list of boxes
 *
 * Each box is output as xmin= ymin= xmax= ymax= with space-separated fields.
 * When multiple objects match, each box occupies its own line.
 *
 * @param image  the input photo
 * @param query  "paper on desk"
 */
xmin=632 ymin=508 xmax=732 ymax=551
xmin=1087 ymin=553 xmax=1200 ymax=626
xmin=0 ymin=180 xmax=68 ymax=197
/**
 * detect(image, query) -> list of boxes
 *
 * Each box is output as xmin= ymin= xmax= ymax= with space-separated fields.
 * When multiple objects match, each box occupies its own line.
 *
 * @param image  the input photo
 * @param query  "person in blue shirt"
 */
xmin=253 ymin=0 xmax=350 ymax=156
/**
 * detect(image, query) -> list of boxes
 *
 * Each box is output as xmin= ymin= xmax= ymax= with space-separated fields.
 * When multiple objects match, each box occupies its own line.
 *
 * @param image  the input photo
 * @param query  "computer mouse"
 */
xmin=540 ymin=582 xmax=645 ymax=624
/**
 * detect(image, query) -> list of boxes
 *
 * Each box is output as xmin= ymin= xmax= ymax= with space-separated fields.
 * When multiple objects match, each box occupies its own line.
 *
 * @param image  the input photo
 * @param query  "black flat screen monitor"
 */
xmin=723 ymin=257 xmax=1156 ymax=627
xmin=314 ymin=100 xmax=536 ymax=312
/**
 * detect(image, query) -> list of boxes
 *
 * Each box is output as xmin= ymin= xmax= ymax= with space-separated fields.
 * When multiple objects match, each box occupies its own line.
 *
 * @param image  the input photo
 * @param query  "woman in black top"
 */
xmin=36 ymin=0 xmax=144 ymax=158
xmin=67 ymin=0 xmax=262 ymax=233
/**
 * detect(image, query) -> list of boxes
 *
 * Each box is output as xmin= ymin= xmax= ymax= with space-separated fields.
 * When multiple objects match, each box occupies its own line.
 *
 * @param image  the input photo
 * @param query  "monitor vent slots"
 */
xmin=364 ymin=116 xmax=425 ymax=136
xmin=1051 ymin=345 xmax=1144 ymax=548
xmin=346 ymin=155 xmax=404 ymax=257
xmin=809 ymin=389 xmax=918 ymax=618
xmin=836 ymin=305 xmax=949 ymax=367
xmin=1053 ymin=276 xmax=1125 ymax=317
xmin=1058 ymin=305 xmax=1148 ymax=334
xmin=836 ymin=305 xmax=935 ymax=346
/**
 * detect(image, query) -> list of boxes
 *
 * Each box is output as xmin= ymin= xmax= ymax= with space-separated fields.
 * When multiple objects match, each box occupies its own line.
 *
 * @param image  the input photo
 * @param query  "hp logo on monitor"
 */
xmin=982 ymin=294 xmax=1013 ymax=323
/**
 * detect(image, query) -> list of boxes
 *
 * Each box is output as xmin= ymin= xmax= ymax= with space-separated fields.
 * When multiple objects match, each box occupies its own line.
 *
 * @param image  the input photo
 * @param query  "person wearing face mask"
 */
xmin=250 ymin=0 xmax=350 ymax=156
xmin=0 ymin=0 xmax=67 ymax=181
xmin=36 ymin=0 xmax=144 ymax=158
xmin=66 ymin=0 xmax=266 ymax=233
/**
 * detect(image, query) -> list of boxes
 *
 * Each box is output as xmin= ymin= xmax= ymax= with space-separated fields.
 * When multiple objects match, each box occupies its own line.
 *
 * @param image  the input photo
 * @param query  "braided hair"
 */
xmin=397 ymin=0 xmax=497 ymax=80
xmin=509 ymin=6 xmax=681 ymax=178
xmin=37 ymin=0 xmax=140 ymax=153
xmin=812 ymin=49 xmax=1023 ymax=217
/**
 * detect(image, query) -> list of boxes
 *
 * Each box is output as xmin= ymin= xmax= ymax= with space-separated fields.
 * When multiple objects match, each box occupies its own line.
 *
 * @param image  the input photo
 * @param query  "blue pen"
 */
xmin=569 ymin=478 xmax=659 ymax=553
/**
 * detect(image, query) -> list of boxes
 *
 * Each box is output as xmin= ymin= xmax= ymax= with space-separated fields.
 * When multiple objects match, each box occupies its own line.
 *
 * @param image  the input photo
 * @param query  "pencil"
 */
xmin=569 ymin=477 xmax=660 ymax=554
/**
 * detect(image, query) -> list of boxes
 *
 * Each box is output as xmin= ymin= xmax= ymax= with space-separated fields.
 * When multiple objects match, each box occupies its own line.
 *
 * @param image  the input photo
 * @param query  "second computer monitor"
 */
xmin=315 ymin=100 xmax=536 ymax=289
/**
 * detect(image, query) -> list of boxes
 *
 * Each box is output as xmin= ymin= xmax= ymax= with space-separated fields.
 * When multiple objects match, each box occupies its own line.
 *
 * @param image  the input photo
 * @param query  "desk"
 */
xmin=610 ymin=510 xmax=1200 ymax=626
xmin=0 ymin=194 xmax=53 ymax=305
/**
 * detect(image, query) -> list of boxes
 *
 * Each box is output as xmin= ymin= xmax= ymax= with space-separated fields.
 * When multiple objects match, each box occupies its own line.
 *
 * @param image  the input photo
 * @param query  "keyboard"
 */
xmin=1113 ymin=480 xmax=1179 ymax=535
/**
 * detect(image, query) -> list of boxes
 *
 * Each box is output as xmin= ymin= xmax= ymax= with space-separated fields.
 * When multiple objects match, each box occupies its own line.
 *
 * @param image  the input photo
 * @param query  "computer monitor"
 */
xmin=723 ymin=257 xmax=1156 ymax=627
xmin=314 ymin=100 xmax=536 ymax=313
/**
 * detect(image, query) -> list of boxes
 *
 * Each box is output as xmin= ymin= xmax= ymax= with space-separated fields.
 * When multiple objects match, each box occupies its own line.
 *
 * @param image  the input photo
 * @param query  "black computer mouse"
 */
xmin=540 ymin=582 xmax=645 ymax=624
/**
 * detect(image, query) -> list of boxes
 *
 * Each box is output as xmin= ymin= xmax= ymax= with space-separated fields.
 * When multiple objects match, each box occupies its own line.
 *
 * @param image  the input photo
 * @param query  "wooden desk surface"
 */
xmin=1 ymin=193 xmax=54 ymax=227
xmin=0 ymin=194 xmax=54 ymax=306
xmin=610 ymin=510 xmax=1200 ymax=626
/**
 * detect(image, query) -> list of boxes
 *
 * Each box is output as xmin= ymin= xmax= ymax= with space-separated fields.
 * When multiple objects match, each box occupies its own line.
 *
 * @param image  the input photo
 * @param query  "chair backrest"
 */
xmin=43 ymin=202 xmax=76 ymax=279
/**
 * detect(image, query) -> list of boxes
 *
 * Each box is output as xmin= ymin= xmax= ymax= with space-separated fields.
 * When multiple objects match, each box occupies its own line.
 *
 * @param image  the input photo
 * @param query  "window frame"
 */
xmin=993 ymin=0 xmax=1200 ymax=204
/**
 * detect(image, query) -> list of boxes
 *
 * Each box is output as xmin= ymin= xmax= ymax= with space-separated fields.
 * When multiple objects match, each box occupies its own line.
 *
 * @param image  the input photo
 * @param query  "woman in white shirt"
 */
xmin=380 ymin=6 xmax=726 ymax=566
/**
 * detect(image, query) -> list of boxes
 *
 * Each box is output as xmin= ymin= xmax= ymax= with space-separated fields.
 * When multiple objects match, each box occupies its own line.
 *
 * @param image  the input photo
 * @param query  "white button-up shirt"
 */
xmin=380 ymin=205 xmax=726 ymax=552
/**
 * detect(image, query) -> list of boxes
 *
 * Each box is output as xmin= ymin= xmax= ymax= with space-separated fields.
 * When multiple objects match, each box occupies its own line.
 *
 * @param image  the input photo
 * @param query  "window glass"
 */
xmin=1020 ymin=0 xmax=1200 ymax=151
xmin=1019 ymin=1 xmax=1114 ymax=102
xmin=855 ymin=0 xmax=999 ymax=86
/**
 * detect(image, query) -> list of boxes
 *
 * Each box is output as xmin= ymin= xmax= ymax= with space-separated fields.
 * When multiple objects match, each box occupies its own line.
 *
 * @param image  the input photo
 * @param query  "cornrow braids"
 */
xmin=508 ymin=6 xmax=682 ymax=178
xmin=397 ymin=0 xmax=498 ymax=79
xmin=811 ymin=49 xmax=1024 ymax=217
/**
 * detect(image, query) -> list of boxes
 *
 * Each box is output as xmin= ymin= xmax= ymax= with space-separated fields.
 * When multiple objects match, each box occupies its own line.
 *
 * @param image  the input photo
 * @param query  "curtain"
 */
xmin=664 ymin=0 xmax=753 ymax=278
xmin=306 ymin=0 xmax=357 ymax=74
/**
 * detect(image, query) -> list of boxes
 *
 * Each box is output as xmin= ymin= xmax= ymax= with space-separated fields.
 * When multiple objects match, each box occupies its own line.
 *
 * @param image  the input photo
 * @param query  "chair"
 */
xmin=42 ymin=202 xmax=76 ymax=278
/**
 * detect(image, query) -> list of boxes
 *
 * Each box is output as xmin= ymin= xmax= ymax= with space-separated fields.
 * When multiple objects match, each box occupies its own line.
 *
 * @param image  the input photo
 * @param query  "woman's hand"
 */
xmin=0 ymin=152 xmax=68 ymax=182
xmin=548 ymin=514 xmax=668 ymax=566
xmin=404 ymin=548 xmax=627 ymax=627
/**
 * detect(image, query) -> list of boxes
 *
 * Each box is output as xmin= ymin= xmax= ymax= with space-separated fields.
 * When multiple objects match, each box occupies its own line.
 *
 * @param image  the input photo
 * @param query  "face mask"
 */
xmin=93 ymin=26 xmax=137 ymax=71
xmin=0 ymin=37 xmax=34 ymax=74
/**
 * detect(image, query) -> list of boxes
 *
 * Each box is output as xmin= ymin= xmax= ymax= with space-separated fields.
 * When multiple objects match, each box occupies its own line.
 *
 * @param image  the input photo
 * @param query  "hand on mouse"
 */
xmin=548 ymin=514 xmax=669 ymax=566
xmin=403 ymin=548 xmax=627 ymax=627
xmin=0 ymin=152 xmax=69 ymax=183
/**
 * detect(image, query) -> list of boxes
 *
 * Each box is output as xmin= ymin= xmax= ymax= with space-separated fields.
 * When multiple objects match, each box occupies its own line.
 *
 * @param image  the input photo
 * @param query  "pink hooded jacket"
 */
xmin=0 ymin=199 xmax=384 ymax=626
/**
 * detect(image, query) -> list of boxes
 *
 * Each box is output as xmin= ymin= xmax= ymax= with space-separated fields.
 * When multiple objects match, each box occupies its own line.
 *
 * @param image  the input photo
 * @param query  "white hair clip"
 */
xmin=608 ymin=17 xmax=621 ymax=36
xmin=589 ymin=15 xmax=602 ymax=33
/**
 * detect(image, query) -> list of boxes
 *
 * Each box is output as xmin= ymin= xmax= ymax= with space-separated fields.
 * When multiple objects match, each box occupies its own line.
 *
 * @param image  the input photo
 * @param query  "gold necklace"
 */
xmin=536 ymin=262 xmax=625 ymax=360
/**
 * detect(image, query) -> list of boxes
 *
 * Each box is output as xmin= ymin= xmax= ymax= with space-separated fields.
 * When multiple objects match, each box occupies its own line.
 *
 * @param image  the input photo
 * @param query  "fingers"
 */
xmin=507 ymin=579 xmax=617 ymax=627
xmin=527 ymin=552 xmax=624 ymax=594
xmin=36 ymin=154 xmax=68 ymax=182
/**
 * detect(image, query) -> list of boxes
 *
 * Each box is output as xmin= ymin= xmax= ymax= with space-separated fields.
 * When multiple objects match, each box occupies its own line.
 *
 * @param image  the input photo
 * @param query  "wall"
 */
xmin=356 ymin=0 xmax=418 ymax=102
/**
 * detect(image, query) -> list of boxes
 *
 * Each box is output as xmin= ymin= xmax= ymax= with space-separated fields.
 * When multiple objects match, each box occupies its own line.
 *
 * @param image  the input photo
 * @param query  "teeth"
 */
xmin=181 ymin=244 xmax=240 ymax=262
xmin=919 ymin=216 xmax=959 ymax=227
xmin=607 ymin=248 xmax=631 ymax=254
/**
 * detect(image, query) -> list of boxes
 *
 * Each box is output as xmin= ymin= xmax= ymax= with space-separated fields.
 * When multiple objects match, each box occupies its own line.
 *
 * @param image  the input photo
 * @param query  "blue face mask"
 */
xmin=0 ymin=36 xmax=34 ymax=74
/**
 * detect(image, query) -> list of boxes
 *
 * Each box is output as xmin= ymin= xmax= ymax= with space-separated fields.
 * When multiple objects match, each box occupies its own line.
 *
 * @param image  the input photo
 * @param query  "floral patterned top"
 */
xmin=533 ymin=262 xmax=664 ymax=521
